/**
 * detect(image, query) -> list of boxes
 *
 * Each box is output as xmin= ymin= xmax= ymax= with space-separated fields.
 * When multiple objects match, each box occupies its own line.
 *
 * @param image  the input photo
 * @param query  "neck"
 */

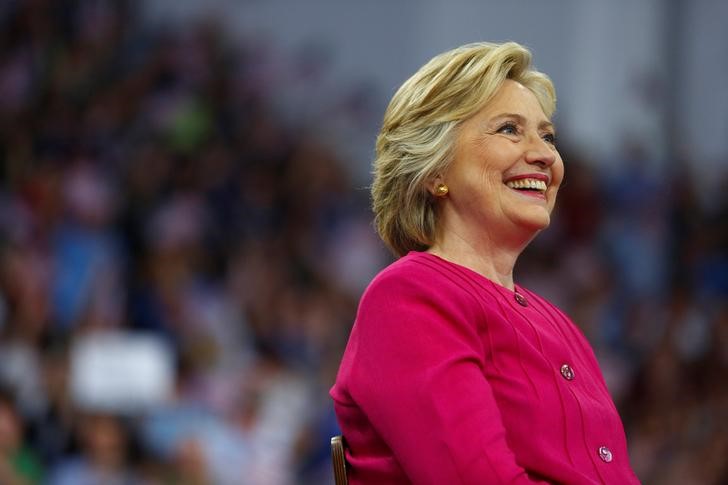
xmin=427 ymin=223 xmax=536 ymax=291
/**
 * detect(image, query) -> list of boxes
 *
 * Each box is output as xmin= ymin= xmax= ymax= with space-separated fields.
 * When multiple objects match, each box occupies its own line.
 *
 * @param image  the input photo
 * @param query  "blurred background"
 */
xmin=0 ymin=0 xmax=726 ymax=484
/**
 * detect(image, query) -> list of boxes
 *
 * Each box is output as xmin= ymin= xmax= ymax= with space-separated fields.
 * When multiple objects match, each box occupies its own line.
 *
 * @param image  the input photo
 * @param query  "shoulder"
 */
xmin=356 ymin=252 xmax=487 ymax=329
xmin=362 ymin=251 xmax=478 ymax=304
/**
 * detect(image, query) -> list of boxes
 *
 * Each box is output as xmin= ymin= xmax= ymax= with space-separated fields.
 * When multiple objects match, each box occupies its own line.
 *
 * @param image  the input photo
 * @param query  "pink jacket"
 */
xmin=331 ymin=251 xmax=640 ymax=484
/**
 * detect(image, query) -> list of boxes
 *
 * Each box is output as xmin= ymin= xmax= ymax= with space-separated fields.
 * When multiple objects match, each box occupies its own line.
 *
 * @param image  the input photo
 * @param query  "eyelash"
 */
xmin=497 ymin=122 xmax=519 ymax=135
xmin=542 ymin=133 xmax=557 ymax=145
xmin=496 ymin=122 xmax=557 ymax=145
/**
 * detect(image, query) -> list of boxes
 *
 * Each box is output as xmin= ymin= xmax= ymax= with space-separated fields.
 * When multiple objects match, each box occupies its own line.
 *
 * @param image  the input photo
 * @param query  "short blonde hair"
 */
xmin=372 ymin=41 xmax=556 ymax=257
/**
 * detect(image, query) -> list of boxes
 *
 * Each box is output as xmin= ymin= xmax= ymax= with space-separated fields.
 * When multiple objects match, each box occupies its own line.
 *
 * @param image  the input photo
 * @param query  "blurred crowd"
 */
xmin=0 ymin=1 xmax=726 ymax=484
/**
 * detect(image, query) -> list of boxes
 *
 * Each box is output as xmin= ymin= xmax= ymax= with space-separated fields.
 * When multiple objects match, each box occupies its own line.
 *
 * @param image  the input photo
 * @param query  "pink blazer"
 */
xmin=331 ymin=251 xmax=640 ymax=484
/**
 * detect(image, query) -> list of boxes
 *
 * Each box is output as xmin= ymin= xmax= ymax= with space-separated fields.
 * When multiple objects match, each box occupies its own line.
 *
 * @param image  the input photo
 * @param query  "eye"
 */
xmin=496 ymin=122 xmax=519 ymax=135
xmin=542 ymin=132 xmax=557 ymax=145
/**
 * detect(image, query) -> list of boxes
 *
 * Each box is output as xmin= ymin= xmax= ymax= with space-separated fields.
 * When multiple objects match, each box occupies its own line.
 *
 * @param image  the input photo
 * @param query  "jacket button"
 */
xmin=598 ymin=446 xmax=613 ymax=463
xmin=514 ymin=292 xmax=528 ymax=306
xmin=560 ymin=364 xmax=575 ymax=381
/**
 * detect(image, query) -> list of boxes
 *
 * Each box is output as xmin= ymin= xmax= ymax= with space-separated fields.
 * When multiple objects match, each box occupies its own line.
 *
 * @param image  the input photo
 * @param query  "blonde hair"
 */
xmin=372 ymin=41 xmax=556 ymax=257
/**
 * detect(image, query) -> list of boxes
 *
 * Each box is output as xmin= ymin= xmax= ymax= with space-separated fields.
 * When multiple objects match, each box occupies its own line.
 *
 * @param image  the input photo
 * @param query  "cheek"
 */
xmin=554 ymin=152 xmax=565 ymax=188
xmin=553 ymin=156 xmax=565 ymax=187
xmin=456 ymin=158 xmax=498 ymax=194
xmin=548 ymin=159 xmax=564 ymax=210
xmin=477 ymin=169 xmax=507 ymax=211
xmin=548 ymin=186 xmax=560 ymax=213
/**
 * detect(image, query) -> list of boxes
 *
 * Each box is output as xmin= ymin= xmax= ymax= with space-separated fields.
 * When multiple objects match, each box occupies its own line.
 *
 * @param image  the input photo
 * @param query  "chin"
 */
xmin=522 ymin=220 xmax=550 ymax=236
xmin=516 ymin=208 xmax=552 ymax=234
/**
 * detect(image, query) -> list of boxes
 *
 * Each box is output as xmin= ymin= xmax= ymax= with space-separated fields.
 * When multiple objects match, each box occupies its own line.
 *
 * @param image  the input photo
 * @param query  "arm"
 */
xmin=348 ymin=271 xmax=549 ymax=485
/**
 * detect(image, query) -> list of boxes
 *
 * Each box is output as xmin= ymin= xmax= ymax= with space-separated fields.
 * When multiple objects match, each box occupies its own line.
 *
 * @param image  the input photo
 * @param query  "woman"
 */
xmin=330 ymin=42 xmax=640 ymax=484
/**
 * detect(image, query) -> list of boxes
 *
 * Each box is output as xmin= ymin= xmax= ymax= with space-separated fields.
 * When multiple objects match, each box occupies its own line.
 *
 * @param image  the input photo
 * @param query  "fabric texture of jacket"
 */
xmin=331 ymin=251 xmax=640 ymax=484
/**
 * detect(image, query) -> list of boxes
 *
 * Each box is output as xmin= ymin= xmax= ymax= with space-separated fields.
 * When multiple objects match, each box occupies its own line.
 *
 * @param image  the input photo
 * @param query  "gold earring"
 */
xmin=435 ymin=184 xmax=449 ymax=197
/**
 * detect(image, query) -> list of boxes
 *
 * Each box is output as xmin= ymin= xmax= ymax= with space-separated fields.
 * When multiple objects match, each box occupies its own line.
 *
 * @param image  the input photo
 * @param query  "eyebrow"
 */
xmin=491 ymin=113 xmax=555 ymax=132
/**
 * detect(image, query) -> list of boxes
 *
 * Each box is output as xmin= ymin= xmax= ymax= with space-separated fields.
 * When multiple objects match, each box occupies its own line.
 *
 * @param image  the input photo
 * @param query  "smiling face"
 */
xmin=434 ymin=79 xmax=564 ymax=248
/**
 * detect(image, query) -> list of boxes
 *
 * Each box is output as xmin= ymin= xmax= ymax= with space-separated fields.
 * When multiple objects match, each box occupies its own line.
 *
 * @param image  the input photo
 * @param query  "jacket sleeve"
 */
xmin=347 ymin=270 xmax=550 ymax=485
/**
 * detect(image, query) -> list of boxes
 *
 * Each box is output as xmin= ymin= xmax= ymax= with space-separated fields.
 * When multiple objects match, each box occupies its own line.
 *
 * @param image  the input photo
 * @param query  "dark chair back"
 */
xmin=331 ymin=435 xmax=348 ymax=485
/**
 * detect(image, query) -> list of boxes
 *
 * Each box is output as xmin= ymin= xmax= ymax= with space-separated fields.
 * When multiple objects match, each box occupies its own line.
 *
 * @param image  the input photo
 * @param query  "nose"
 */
xmin=524 ymin=135 xmax=556 ymax=167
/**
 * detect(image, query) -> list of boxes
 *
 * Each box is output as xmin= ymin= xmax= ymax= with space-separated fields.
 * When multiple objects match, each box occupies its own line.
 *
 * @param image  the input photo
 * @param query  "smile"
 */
xmin=505 ymin=178 xmax=547 ymax=193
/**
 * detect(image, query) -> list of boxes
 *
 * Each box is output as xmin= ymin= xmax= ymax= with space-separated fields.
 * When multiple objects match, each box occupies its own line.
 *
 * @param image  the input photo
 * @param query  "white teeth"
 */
xmin=505 ymin=178 xmax=547 ymax=191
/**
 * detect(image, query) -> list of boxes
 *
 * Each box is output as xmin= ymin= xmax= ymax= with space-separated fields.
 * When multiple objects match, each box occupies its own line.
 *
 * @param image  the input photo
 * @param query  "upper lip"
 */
xmin=504 ymin=173 xmax=550 ymax=185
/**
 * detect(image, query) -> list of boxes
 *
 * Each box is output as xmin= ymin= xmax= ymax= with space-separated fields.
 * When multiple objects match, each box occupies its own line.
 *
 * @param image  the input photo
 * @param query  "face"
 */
xmin=434 ymin=79 xmax=564 ymax=246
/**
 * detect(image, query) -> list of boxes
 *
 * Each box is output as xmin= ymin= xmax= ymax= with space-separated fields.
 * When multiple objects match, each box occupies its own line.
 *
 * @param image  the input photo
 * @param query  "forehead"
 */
xmin=477 ymin=79 xmax=549 ymax=121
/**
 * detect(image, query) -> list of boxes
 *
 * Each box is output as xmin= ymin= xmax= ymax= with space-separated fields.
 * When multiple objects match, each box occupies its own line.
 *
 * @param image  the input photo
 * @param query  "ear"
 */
xmin=427 ymin=175 xmax=446 ymax=196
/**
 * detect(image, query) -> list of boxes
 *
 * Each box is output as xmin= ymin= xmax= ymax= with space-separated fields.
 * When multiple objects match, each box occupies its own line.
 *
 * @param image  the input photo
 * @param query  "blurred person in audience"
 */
xmin=331 ymin=42 xmax=640 ymax=484
xmin=168 ymin=437 xmax=212 ymax=485
xmin=51 ymin=162 xmax=124 ymax=334
xmin=25 ymin=342 xmax=77 ymax=469
xmin=0 ymin=242 xmax=49 ymax=420
xmin=0 ymin=390 xmax=43 ymax=485
xmin=200 ymin=346 xmax=313 ymax=485
xmin=48 ymin=412 xmax=137 ymax=485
